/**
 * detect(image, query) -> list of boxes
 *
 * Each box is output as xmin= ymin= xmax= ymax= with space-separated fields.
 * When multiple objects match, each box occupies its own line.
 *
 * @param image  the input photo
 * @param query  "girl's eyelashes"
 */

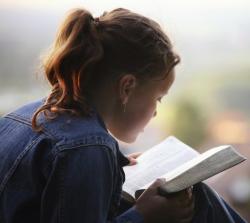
xmin=157 ymin=92 xmax=168 ymax=103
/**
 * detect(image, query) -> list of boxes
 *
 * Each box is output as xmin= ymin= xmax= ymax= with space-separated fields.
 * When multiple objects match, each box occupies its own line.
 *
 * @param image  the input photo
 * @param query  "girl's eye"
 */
xmin=157 ymin=98 xmax=162 ymax=103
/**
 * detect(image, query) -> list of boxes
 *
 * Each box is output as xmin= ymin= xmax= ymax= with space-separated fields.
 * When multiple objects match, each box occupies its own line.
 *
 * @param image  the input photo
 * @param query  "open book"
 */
xmin=122 ymin=136 xmax=246 ymax=200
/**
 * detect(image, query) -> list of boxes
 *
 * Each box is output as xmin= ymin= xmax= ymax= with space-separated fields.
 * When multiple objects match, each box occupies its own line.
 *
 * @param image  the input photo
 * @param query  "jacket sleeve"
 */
xmin=40 ymin=145 xmax=144 ymax=223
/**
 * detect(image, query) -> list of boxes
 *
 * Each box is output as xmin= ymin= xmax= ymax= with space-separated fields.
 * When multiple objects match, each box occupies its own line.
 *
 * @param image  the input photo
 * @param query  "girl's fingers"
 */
xmin=127 ymin=157 xmax=138 ymax=165
xmin=128 ymin=152 xmax=143 ymax=159
xmin=127 ymin=152 xmax=143 ymax=165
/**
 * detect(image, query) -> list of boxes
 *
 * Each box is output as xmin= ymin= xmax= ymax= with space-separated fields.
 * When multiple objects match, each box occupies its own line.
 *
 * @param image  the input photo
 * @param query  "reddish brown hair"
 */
xmin=32 ymin=8 xmax=180 ymax=130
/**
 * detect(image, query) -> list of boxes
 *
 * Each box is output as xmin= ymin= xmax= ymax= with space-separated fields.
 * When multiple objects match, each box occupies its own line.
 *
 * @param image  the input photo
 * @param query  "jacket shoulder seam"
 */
xmin=4 ymin=114 xmax=57 ymax=140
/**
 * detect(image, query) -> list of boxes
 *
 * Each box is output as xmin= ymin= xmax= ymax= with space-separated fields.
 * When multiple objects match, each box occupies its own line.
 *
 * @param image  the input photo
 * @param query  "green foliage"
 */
xmin=169 ymin=99 xmax=207 ymax=149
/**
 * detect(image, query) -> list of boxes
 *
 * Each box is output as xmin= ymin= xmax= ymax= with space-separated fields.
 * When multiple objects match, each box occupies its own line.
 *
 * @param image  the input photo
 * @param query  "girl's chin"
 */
xmin=126 ymin=130 xmax=144 ymax=143
xmin=124 ymin=135 xmax=137 ymax=143
xmin=123 ymin=132 xmax=140 ymax=143
xmin=113 ymin=129 xmax=143 ymax=143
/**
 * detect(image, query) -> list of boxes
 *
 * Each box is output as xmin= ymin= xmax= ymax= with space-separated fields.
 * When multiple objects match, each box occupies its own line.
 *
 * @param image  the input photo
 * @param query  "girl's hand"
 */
xmin=134 ymin=179 xmax=195 ymax=223
xmin=127 ymin=152 xmax=143 ymax=165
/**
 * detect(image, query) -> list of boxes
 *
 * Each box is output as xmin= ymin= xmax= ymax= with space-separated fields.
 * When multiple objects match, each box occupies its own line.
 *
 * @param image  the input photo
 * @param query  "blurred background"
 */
xmin=0 ymin=0 xmax=249 ymax=220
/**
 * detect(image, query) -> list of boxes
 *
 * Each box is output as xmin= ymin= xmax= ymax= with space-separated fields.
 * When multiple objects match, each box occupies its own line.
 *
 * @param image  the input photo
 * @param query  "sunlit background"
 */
xmin=1 ymin=0 xmax=250 ymax=220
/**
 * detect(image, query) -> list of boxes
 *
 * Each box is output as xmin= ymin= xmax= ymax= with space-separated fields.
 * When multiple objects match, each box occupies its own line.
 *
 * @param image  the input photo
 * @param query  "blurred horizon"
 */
xmin=1 ymin=1 xmax=250 ymax=114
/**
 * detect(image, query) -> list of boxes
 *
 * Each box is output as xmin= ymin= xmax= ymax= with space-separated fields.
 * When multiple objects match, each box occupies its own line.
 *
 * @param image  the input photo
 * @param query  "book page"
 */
xmin=162 ymin=145 xmax=232 ymax=182
xmin=122 ymin=136 xmax=199 ymax=197
xmin=158 ymin=145 xmax=246 ymax=193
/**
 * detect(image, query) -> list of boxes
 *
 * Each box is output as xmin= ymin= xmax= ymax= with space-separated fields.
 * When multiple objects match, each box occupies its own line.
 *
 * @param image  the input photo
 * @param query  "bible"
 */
xmin=122 ymin=136 xmax=246 ymax=201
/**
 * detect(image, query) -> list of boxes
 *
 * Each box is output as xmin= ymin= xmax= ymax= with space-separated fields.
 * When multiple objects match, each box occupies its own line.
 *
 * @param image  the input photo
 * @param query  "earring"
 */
xmin=123 ymin=102 xmax=127 ymax=113
xmin=122 ymin=98 xmax=128 ymax=113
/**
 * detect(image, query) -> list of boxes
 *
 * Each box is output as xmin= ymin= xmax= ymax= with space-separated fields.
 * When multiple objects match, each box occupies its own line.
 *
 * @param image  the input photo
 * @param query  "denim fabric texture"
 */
xmin=0 ymin=98 xmax=143 ymax=223
xmin=192 ymin=182 xmax=247 ymax=223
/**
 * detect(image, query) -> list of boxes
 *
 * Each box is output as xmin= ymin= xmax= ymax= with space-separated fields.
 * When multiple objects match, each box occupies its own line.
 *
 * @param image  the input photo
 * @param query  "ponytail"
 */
xmin=32 ymin=9 xmax=103 ymax=130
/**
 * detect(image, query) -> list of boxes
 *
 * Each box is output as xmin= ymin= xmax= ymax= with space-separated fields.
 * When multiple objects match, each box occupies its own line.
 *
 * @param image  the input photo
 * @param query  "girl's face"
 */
xmin=110 ymin=70 xmax=175 ymax=143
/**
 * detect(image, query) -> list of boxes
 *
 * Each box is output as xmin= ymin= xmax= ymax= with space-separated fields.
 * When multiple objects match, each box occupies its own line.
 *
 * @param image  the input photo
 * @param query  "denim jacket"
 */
xmin=0 ymin=98 xmax=144 ymax=223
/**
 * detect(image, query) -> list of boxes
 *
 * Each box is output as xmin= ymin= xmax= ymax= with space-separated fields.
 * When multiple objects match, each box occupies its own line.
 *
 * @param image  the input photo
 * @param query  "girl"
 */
xmin=0 ymin=8 xmax=195 ymax=223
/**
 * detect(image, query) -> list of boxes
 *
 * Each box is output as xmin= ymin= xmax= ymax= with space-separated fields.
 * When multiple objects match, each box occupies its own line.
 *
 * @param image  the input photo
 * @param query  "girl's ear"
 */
xmin=118 ymin=74 xmax=137 ymax=104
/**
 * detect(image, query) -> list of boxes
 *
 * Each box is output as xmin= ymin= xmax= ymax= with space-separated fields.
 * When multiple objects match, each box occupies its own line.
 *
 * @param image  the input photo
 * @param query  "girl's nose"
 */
xmin=153 ymin=111 xmax=157 ymax=117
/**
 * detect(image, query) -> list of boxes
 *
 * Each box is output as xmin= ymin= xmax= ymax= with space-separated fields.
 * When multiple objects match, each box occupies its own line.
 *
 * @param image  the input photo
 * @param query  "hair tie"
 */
xmin=93 ymin=17 xmax=100 ymax=26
